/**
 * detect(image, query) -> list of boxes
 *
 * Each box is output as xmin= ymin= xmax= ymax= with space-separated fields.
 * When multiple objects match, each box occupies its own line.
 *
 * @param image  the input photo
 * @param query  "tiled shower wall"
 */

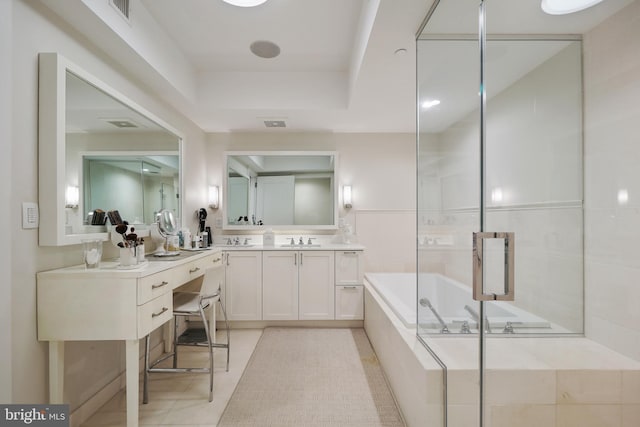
xmin=583 ymin=0 xmax=640 ymax=361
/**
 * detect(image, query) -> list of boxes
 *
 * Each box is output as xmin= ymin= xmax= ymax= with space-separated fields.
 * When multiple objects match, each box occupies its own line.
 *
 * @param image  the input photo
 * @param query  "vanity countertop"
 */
xmin=212 ymin=243 xmax=365 ymax=251
xmin=37 ymin=248 xmax=223 ymax=278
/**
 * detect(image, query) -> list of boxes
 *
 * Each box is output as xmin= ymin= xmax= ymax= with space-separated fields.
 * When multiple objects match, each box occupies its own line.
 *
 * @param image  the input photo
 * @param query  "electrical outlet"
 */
xmin=22 ymin=202 xmax=39 ymax=229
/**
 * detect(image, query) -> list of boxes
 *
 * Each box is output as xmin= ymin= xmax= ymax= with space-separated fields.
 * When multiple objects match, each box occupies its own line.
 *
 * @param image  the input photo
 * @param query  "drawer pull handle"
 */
xmin=343 ymin=286 xmax=358 ymax=289
xmin=152 ymin=307 xmax=169 ymax=318
xmin=213 ymin=258 xmax=222 ymax=263
xmin=151 ymin=281 xmax=169 ymax=289
xmin=343 ymin=251 xmax=357 ymax=255
xmin=189 ymin=267 xmax=201 ymax=274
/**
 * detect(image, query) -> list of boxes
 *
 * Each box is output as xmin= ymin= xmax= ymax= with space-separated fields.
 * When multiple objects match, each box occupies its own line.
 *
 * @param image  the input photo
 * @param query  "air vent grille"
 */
xmin=264 ymin=120 xmax=286 ymax=128
xmin=110 ymin=0 xmax=130 ymax=20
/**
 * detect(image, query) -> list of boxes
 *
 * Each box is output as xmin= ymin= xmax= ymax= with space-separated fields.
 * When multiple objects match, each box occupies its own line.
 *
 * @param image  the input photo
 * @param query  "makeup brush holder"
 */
xmin=119 ymin=247 xmax=138 ymax=267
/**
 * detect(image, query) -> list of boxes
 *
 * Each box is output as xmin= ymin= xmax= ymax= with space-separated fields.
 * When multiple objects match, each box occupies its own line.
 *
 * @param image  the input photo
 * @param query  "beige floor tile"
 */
xmin=80 ymin=329 xmax=262 ymax=427
xmin=557 ymin=404 xmax=622 ymax=427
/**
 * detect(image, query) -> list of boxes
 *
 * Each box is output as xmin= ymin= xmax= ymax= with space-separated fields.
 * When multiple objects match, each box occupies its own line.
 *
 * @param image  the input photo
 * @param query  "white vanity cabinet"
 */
xmin=263 ymin=250 xmax=335 ymax=320
xmin=224 ymin=251 xmax=263 ymax=320
xmin=262 ymin=251 xmax=299 ymax=320
xmin=335 ymin=250 xmax=364 ymax=320
xmin=298 ymin=251 xmax=335 ymax=320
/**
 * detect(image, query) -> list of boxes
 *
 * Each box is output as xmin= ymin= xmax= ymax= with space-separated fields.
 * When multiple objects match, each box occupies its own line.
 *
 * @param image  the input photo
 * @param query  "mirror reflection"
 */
xmin=225 ymin=152 xmax=337 ymax=229
xmin=82 ymin=154 xmax=179 ymax=225
xmin=65 ymin=71 xmax=181 ymax=234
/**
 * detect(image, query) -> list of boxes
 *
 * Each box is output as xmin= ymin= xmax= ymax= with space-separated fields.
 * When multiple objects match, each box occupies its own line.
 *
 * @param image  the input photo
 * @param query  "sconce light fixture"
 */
xmin=65 ymin=186 xmax=79 ymax=209
xmin=343 ymin=185 xmax=353 ymax=209
xmin=208 ymin=185 xmax=220 ymax=209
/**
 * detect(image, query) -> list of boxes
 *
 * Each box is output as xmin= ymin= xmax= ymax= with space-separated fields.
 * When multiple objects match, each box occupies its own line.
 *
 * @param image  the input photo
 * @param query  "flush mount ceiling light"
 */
xmin=541 ymin=0 xmax=604 ymax=15
xmin=250 ymin=40 xmax=281 ymax=59
xmin=222 ymin=0 xmax=269 ymax=7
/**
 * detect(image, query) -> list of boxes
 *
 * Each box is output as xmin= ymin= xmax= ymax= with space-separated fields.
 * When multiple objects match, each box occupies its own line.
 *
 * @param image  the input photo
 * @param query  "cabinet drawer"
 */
xmin=335 ymin=285 xmax=364 ymax=320
xmin=335 ymin=251 xmax=363 ymax=285
xmin=174 ymin=255 xmax=216 ymax=285
xmin=137 ymin=270 xmax=174 ymax=305
xmin=138 ymin=291 xmax=172 ymax=338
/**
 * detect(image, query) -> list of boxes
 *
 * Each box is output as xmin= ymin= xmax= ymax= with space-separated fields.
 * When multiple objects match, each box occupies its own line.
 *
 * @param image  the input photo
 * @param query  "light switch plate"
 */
xmin=22 ymin=202 xmax=39 ymax=229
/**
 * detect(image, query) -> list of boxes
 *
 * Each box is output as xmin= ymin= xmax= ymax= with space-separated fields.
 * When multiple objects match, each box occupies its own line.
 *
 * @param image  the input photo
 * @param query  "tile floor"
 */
xmin=81 ymin=329 xmax=263 ymax=427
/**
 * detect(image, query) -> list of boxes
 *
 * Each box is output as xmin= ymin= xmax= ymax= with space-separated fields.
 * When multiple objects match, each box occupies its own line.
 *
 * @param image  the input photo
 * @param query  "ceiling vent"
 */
xmin=109 ymin=0 xmax=130 ymax=21
xmin=264 ymin=120 xmax=286 ymax=128
xmin=102 ymin=118 xmax=138 ymax=129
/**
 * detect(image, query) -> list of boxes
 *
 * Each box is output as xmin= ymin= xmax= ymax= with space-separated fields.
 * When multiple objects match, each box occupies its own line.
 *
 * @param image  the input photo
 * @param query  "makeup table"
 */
xmin=36 ymin=249 xmax=223 ymax=427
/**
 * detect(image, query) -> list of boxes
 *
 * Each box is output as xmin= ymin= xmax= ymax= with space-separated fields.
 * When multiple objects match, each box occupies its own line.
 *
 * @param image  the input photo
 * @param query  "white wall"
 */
xmin=0 ymin=0 xmax=13 ymax=403
xmin=583 ymin=0 xmax=640 ymax=361
xmin=10 ymin=0 xmax=206 ymax=409
xmin=206 ymin=132 xmax=416 ymax=272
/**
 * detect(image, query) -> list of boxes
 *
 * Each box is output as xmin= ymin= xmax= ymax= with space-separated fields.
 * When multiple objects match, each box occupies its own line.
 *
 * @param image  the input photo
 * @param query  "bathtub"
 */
xmin=363 ymin=273 xmax=640 ymax=427
xmin=365 ymin=272 xmax=551 ymax=334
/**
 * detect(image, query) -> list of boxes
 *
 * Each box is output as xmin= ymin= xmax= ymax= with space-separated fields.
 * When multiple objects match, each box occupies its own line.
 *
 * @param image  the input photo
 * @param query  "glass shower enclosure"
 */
xmin=416 ymin=1 xmax=584 ymax=425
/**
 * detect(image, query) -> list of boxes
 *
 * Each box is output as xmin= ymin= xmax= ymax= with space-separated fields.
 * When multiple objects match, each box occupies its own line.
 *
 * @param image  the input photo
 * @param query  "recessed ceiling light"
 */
xmin=541 ymin=0 xmax=604 ymax=15
xmin=222 ymin=0 xmax=269 ymax=7
xmin=250 ymin=40 xmax=280 ymax=59
xmin=421 ymin=99 xmax=441 ymax=109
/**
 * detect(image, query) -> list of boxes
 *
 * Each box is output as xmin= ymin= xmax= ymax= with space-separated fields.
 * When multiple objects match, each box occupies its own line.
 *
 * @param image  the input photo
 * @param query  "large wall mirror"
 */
xmin=224 ymin=152 xmax=338 ymax=230
xmin=39 ymin=53 xmax=182 ymax=246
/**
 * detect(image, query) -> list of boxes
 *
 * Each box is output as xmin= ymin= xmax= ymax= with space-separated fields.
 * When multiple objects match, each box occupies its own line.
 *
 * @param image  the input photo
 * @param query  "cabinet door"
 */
xmin=225 ymin=251 xmax=262 ymax=320
xmin=335 ymin=286 xmax=364 ymax=320
xmin=263 ymin=251 xmax=298 ymax=320
xmin=335 ymin=251 xmax=363 ymax=285
xmin=299 ymin=251 xmax=335 ymax=320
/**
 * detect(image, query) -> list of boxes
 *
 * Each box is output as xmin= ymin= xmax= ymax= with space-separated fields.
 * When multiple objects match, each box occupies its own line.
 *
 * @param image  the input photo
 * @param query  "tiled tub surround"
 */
xmin=364 ymin=274 xmax=640 ymax=427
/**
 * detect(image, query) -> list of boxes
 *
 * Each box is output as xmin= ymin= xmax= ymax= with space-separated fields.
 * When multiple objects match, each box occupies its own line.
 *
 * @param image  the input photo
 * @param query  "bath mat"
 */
xmin=218 ymin=328 xmax=405 ymax=427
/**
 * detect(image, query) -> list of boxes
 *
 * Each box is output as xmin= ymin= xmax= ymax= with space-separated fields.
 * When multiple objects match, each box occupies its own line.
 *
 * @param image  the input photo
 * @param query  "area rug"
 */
xmin=218 ymin=328 xmax=405 ymax=427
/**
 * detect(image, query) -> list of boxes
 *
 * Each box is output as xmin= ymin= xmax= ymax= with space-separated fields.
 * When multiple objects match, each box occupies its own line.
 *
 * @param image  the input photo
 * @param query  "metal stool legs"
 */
xmin=143 ymin=294 xmax=229 ymax=404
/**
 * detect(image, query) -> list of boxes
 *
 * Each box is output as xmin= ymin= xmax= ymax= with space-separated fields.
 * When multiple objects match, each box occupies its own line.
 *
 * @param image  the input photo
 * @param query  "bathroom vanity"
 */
xmin=37 ymin=249 xmax=223 ymax=427
xmin=222 ymin=244 xmax=365 ymax=323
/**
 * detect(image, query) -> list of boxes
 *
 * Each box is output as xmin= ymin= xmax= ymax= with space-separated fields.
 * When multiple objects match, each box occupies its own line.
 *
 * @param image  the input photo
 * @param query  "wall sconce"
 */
xmin=343 ymin=185 xmax=353 ymax=209
xmin=208 ymin=185 xmax=220 ymax=209
xmin=65 ymin=186 xmax=79 ymax=209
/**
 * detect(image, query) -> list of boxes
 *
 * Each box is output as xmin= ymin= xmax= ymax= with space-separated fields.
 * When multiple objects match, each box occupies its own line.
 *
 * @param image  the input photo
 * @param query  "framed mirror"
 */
xmin=38 ymin=53 xmax=182 ymax=246
xmin=224 ymin=152 xmax=338 ymax=230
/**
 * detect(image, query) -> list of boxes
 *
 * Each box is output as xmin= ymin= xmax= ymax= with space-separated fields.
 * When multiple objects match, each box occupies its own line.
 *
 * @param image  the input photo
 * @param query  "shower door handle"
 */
xmin=472 ymin=232 xmax=515 ymax=301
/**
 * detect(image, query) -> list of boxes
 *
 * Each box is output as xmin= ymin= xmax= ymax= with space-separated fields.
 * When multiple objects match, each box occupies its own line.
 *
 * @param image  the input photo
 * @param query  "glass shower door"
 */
xmin=417 ymin=1 xmax=584 ymax=426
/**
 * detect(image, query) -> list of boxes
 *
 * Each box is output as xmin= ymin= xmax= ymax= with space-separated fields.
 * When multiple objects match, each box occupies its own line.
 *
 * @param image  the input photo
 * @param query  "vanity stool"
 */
xmin=143 ymin=265 xmax=230 ymax=403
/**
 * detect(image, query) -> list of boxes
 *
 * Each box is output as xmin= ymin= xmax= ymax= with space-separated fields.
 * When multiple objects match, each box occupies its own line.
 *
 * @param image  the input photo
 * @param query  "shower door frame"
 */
xmin=416 ymin=1 xmax=584 ymax=426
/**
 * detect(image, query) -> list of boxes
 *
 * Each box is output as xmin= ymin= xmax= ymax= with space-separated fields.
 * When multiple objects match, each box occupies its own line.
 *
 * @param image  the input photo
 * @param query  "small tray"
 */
xmin=153 ymin=252 xmax=181 ymax=258
xmin=181 ymin=247 xmax=213 ymax=252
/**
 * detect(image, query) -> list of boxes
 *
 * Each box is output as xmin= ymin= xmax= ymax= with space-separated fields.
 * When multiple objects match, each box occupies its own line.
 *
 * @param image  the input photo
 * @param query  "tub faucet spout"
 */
xmin=464 ymin=305 xmax=492 ymax=333
xmin=419 ymin=298 xmax=450 ymax=334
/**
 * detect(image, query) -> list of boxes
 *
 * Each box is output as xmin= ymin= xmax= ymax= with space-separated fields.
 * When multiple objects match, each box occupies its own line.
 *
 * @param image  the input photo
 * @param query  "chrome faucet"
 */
xmin=419 ymin=298 xmax=449 ymax=334
xmin=298 ymin=237 xmax=304 ymax=245
xmin=243 ymin=237 xmax=251 ymax=245
xmin=464 ymin=305 xmax=491 ymax=333
xmin=307 ymin=237 xmax=316 ymax=245
xmin=233 ymin=237 xmax=240 ymax=245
